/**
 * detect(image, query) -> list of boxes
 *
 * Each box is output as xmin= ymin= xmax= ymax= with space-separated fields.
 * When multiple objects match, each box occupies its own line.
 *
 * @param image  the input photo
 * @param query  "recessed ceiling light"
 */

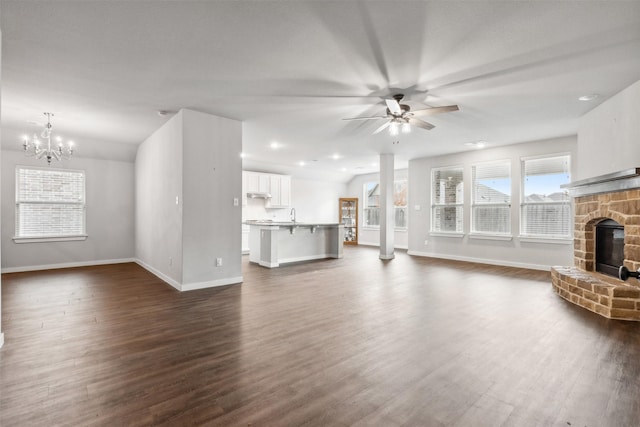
xmin=157 ymin=110 xmax=170 ymax=116
xmin=341 ymin=168 xmax=347 ymax=172
xmin=371 ymin=163 xmax=378 ymax=167
xmin=299 ymin=161 xmax=305 ymax=166
xmin=578 ymin=94 xmax=599 ymax=102
xmin=465 ymin=141 xmax=487 ymax=149
xmin=332 ymin=153 xmax=341 ymax=160
xmin=270 ymin=142 xmax=280 ymax=149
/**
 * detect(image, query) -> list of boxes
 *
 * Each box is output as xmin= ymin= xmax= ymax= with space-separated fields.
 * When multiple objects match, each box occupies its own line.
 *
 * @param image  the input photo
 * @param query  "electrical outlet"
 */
xmin=216 ymin=257 xmax=222 ymax=267
xmin=233 ymin=198 xmax=239 ymax=206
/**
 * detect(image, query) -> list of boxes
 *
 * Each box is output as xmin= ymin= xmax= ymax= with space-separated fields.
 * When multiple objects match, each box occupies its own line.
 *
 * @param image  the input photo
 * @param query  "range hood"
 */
xmin=247 ymin=192 xmax=272 ymax=199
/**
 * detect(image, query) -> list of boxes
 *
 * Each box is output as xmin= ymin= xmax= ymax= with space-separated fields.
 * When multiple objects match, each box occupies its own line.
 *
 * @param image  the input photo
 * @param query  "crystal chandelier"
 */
xmin=22 ymin=112 xmax=74 ymax=165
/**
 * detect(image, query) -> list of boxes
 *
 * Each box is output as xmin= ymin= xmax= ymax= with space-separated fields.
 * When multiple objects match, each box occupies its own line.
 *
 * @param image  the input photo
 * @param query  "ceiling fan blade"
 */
xmin=409 ymin=118 xmax=435 ymax=131
xmin=373 ymin=121 xmax=391 ymax=134
xmin=410 ymin=105 xmax=459 ymax=117
xmin=385 ymin=99 xmax=402 ymax=115
xmin=342 ymin=115 xmax=388 ymax=121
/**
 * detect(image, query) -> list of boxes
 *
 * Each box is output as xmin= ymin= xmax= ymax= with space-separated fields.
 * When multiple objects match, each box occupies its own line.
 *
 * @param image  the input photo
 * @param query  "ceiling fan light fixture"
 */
xmin=401 ymin=122 xmax=411 ymax=134
xmin=389 ymin=122 xmax=399 ymax=136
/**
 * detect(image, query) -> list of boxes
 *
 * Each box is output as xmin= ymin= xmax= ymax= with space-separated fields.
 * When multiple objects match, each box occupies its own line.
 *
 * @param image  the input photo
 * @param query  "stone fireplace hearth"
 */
xmin=551 ymin=169 xmax=640 ymax=321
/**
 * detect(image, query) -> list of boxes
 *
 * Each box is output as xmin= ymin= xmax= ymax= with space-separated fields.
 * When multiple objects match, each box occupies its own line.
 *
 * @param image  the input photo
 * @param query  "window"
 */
xmin=521 ymin=155 xmax=571 ymax=238
xmin=472 ymin=161 xmax=511 ymax=235
xmin=363 ymin=181 xmax=380 ymax=227
xmin=362 ymin=180 xmax=408 ymax=228
xmin=394 ymin=180 xmax=408 ymax=229
xmin=431 ymin=167 xmax=464 ymax=233
xmin=15 ymin=166 xmax=86 ymax=240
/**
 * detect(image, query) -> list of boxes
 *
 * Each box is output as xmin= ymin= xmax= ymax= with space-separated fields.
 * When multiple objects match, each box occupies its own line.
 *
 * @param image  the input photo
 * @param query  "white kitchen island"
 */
xmin=245 ymin=221 xmax=344 ymax=268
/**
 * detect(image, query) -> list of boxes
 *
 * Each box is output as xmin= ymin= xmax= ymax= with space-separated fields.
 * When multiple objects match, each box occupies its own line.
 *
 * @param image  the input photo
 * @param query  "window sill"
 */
xmin=469 ymin=233 xmax=513 ymax=241
xmin=363 ymin=226 xmax=409 ymax=232
xmin=429 ymin=232 xmax=465 ymax=238
xmin=13 ymin=235 xmax=88 ymax=244
xmin=519 ymin=236 xmax=573 ymax=245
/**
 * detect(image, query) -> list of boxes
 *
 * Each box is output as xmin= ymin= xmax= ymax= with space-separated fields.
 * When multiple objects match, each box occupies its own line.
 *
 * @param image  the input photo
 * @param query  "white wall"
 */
xmin=135 ymin=111 xmax=184 ymax=284
xmin=291 ymin=178 xmax=346 ymax=223
xmin=1 ymin=20 xmax=4 ymax=347
xmin=135 ymin=109 xmax=242 ymax=290
xmin=577 ymin=79 xmax=640 ymax=180
xmin=181 ymin=109 xmax=242 ymax=287
xmin=345 ymin=169 xmax=409 ymax=249
xmin=408 ymin=136 xmax=577 ymax=270
xmin=242 ymin=176 xmax=346 ymax=223
xmin=1 ymin=151 xmax=135 ymax=271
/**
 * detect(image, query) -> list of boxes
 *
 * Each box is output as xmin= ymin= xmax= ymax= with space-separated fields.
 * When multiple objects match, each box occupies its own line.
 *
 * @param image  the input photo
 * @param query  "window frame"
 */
xmin=14 ymin=165 xmax=88 ymax=243
xmin=470 ymin=159 xmax=512 ymax=237
xmin=362 ymin=180 xmax=409 ymax=230
xmin=520 ymin=153 xmax=572 ymax=241
xmin=430 ymin=165 xmax=464 ymax=235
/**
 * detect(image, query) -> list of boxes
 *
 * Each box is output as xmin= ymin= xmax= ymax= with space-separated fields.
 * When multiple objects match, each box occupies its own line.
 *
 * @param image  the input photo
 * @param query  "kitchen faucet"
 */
xmin=290 ymin=207 xmax=296 ymax=223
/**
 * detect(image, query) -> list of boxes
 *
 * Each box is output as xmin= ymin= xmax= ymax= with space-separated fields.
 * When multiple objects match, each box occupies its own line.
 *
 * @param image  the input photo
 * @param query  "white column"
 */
xmin=379 ymin=153 xmax=395 ymax=260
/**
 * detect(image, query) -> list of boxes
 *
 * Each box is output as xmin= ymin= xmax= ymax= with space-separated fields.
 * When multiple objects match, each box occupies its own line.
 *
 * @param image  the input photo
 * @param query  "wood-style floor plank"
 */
xmin=1 ymin=246 xmax=639 ymax=426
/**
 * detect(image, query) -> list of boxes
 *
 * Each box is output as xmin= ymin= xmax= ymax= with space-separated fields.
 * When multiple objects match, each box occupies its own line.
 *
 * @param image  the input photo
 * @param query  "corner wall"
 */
xmin=408 ymin=136 xmax=577 ymax=270
xmin=135 ymin=109 xmax=243 ymax=290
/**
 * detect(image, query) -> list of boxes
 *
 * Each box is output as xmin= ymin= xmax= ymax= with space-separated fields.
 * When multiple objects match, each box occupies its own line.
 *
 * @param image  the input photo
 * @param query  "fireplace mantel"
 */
xmin=562 ymin=168 xmax=640 ymax=197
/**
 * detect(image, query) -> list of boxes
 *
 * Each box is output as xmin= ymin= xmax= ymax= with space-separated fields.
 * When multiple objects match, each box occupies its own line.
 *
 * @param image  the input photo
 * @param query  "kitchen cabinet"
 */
xmin=339 ymin=198 xmax=358 ymax=245
xmin=266 ymin=175 xmax=291 ymax=208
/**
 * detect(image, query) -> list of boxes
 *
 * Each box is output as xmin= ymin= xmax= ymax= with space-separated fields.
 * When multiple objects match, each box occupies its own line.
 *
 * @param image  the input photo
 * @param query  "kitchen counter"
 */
xmin=244 ymin=221 xmax=344 ymax=268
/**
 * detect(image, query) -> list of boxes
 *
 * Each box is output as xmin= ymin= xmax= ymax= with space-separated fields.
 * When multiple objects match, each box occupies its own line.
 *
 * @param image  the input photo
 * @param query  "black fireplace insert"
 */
xmin=595 ymin=219 xmax=624 ymax=277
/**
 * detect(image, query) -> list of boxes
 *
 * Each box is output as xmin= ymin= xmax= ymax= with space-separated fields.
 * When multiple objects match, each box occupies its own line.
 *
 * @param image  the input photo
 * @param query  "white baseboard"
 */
xmin=279 ymin=253 xmax=340 ymax=264
xmin=407 ymin=250 xmax=550 ymax=271
xmin=0 ymin=332 xmax=4 ymax=349
xmin=356 ymin=242 xmax=408 ymax=250
xmin=135 ymin=259 xmax=243 ymax=292
xmin=134 ymin=259 xmax=182 ymax=291
xmin=182 ymin=276 xmax=243 ymax=291
xmin=1 ymin=258 xmax=136 ymax=274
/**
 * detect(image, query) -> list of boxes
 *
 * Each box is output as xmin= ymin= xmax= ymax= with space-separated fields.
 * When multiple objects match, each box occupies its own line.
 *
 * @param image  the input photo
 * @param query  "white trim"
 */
xmin=468 ymin=233 xmax=513 ymax=241
xmin=13 ymin=235 xmax=88 ymax=244
xmin=407 ymin=250 xmax=550 ymax=271
xmin=134 ymin=259 xmax=182 ymax=291
xmin=182 ymin=276 xmax=243 ymax=291
xmin=0 ymin=333 xmax=4 ymax=349
xmin=259 ymin=260 xmax=280 ymax=268
xmin=1 ymin=258 xmax=135 ymax=274
xmin=353 ymin=241 xmax=407 ymax=250
xmin=519 ymin=236 xmax=573 ymax=245
xmin=379 ymin=254 xmax=395 ymax=260
xmin=279 ymin=253 xmax=341 ymax=264
xmin=429 ymin=232 xmax=465 ymax=238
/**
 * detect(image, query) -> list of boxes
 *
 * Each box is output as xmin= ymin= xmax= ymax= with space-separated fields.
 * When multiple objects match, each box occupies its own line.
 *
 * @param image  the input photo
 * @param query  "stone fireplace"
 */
xmin=551 ymin=168 xmax=640 ymax=320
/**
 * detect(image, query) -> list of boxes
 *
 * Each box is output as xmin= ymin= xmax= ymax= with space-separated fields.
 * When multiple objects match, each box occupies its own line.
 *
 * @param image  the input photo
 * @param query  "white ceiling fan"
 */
xmin=343 ymin=94 xmax=459 ymax=135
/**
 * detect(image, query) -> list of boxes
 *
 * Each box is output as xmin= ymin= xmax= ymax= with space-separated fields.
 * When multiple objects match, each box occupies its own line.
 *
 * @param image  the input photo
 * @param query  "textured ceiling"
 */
xmin=2 ymin=1 xmax=640 ymax=180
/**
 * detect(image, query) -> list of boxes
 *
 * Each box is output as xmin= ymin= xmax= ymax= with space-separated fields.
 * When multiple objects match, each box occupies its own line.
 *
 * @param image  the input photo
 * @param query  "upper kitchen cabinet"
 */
xmin=266 ymin=174 xmax=291 ymax=208
xmin=243 ymin=171 xmax=291 ymax=208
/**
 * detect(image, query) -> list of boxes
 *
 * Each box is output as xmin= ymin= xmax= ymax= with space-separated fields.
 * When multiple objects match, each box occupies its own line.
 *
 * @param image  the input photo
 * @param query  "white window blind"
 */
xmin=472 ymin=161 xmax=511 ymax=234
xmin=521 ymin=155 xmax=571 ymax=238
xmin=363 ymin=180 xmax=409 ymax=228
xmin=431 ymin=167 xmax=464 ymax=233
xmin=16 ymin=166 xmax=86 ymax=238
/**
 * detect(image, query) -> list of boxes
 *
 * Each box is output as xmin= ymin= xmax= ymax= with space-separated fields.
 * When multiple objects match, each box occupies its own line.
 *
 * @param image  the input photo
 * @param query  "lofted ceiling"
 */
xmin=2 ymin=1 xmax=640 ymax=181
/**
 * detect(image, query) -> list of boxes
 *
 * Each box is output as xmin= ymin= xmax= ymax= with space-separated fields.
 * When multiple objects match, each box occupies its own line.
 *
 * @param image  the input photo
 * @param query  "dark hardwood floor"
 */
xmin=1 ymin=246 xmax=639 ymax=426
